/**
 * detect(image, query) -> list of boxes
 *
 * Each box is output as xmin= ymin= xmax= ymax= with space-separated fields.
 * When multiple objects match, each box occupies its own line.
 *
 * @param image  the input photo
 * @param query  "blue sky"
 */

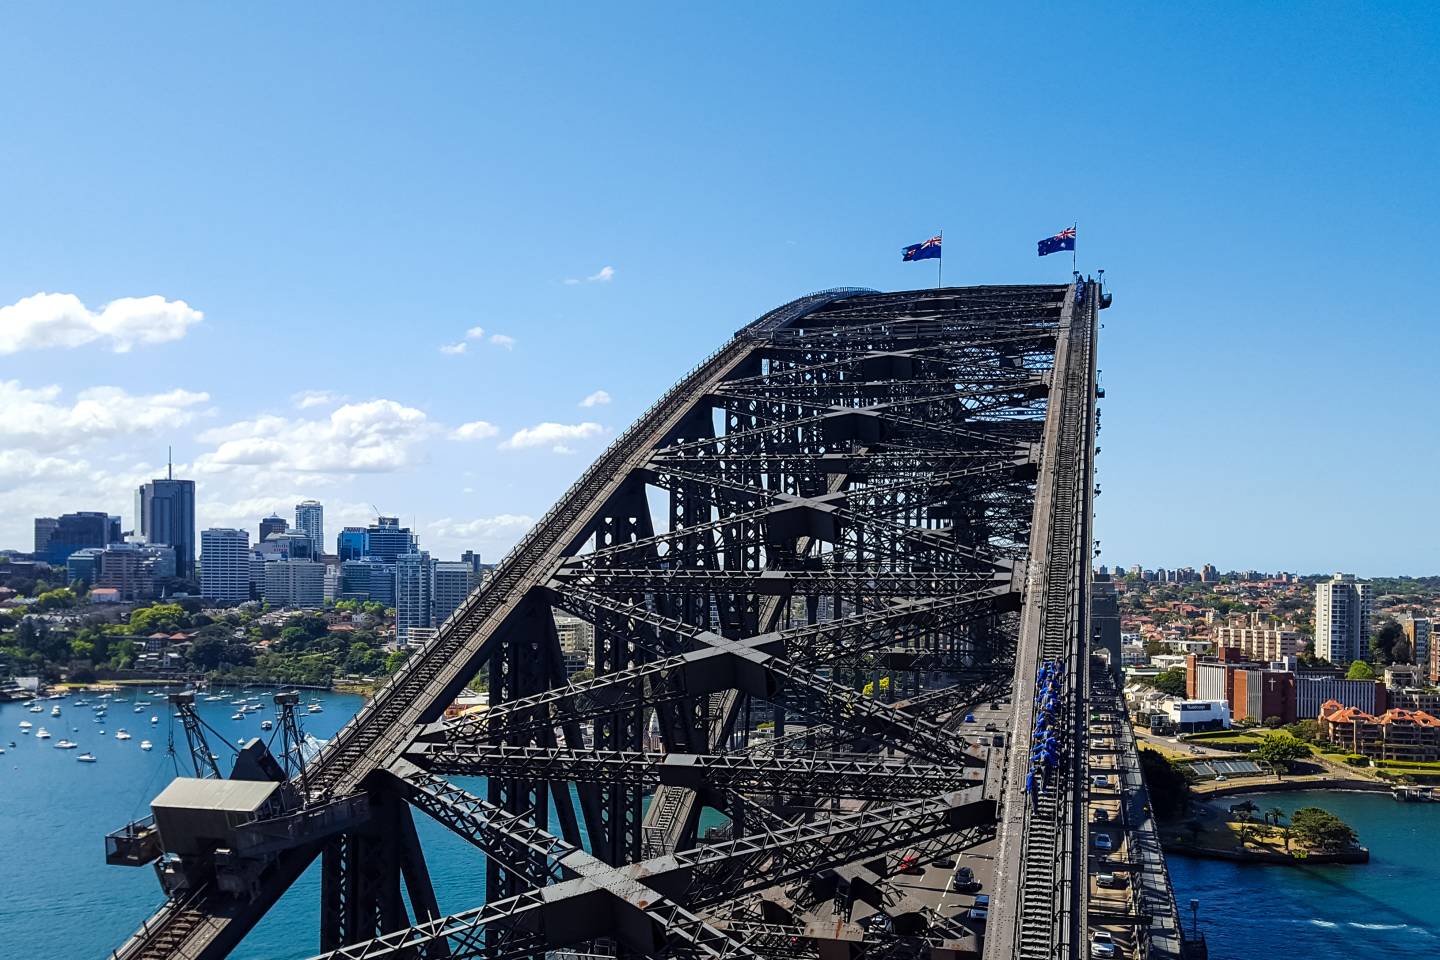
xmin=1 ymin=3 xmax=1436 ymax=573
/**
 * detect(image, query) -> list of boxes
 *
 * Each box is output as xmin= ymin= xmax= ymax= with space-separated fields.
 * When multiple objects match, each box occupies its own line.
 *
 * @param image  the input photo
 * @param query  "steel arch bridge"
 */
xmin=107 ymin=282 xmax=1102 ymax=960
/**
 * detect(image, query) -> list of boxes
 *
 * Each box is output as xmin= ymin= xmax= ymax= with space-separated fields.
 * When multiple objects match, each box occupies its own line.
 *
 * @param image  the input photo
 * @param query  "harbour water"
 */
xmin=5 ymin=691 xmax=1436 ymax=959
xmin=1168 ymin=790 xmax=1439 ymax=960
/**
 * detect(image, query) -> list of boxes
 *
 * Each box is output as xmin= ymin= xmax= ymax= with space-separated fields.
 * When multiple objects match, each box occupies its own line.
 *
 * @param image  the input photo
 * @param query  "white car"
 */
xmin=1090 ymin=930 xmax=1117 ymax=958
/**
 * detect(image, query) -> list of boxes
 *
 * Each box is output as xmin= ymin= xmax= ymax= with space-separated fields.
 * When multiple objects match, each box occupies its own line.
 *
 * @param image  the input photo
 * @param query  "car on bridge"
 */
xmin=1089 ymin=930 xmax=1118 ymax=958
xmin=1092 ymin=833 xmax=1113 ymax=851
xmin=1096 ymin=872 xmax=1126 ymax=889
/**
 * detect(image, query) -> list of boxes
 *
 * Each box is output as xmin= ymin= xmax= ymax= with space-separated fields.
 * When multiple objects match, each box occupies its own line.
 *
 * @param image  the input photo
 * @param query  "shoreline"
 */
xmin=1165 ymin=841 xmax=1369 ymax=865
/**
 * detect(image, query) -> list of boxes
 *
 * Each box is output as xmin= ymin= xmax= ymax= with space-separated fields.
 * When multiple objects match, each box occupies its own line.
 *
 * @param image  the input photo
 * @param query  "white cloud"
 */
xmin=579 ymin=390 xmax=611 ymax=408
xmin=500 ymin=421 xmax=604 ymax=453
xmin=440 ymin=341 xmax=468 ymax=355
xmin=0 ymin=292 xmax=202 ymax=354
xmin=564 ymin=265 xmax=616 ymax=285
xmin=427 ymin=513 xmax=535 ymax=541
xmin=0 ymin=380 xmax=210 ymax=452
xmin=489 ymin=333 xmax=516 ymax=350
xmin=292 ymin=390 xmax=341 ymax=409
xmin=452 ymin=420 xmax=499 ymax=441
xmin=465 ymin=326 xmax=486 ymax=340
xmin=196 ymin=399 xmax=432 ymax=473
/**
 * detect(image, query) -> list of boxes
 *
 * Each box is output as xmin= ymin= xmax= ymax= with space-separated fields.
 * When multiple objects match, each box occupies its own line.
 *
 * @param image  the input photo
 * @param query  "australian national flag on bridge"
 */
xmin=1037 ymin=227 xmax=1076 ymax=257
xmin=901 ymin=235 xmax=942 ymax=262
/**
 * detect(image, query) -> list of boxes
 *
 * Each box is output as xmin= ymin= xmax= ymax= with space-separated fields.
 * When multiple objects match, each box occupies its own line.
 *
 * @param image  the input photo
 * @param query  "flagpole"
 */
xmin=1072 ymin=222 xmax=1078 ymax=276
xmin=937 ymin=230 xmax=943 ymax=289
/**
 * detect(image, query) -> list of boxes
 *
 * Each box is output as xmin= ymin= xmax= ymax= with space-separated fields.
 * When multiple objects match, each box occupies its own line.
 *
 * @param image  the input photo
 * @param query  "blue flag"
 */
xmin=902 ymin=235 xmax=942 ymax=262
xmin=1037 ymin=227 xmax=1076 ymax=257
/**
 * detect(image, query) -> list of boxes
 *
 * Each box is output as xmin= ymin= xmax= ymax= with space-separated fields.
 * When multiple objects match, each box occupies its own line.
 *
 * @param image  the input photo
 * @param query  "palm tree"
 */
xmin=1266 ymin=807 xmax=1286 ymax=828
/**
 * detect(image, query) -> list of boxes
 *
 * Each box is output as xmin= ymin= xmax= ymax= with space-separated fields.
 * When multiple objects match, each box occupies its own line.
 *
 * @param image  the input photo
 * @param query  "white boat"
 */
xmin=36 ymin=727 xmax=51 ymax=739
xmin=115 ymin=729 xmax=132 ymax=741
xmin=307 ymin=704 xmax=323 ymax=714
xmin=232 ymin=712 xmax=244 ymax=720
xmin=134 ymin=706 xmax=145 ymax=713
xmin=18 ymin=720 xmax=32 ymax=730
xmin=55 ymin=740 xmax=77 ymax=749
xmin=139 ymin=740 xmax=153 ymax=751
xmin=150 ymin=716 xmax=159 ymax=724
xmin=51 ymin=705 xmax=61 ymax=717
xmin=77 ymin=753 xmax=97 ymax=763
xmin=28 ymin=704 xmax=42 ymax=713
xmin=205 ymin=695 xmax=224 ymax=702
xmin=261 ymin=720 xmax=273 ymax=731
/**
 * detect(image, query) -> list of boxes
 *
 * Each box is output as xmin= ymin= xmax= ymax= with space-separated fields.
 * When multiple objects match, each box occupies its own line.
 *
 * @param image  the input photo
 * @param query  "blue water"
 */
xmin=0 ymin=688 xmax=433 ymax=960
xmin=10 ymin=691 xmax=1433 ymax=960
xmin=1168 ymin=790 xmax=1440 ymax=960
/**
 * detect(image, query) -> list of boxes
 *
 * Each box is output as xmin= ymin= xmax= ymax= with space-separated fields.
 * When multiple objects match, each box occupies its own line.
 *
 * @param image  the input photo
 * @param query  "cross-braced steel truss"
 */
xmin=108 ymin=283 xmax=1100 ymax=960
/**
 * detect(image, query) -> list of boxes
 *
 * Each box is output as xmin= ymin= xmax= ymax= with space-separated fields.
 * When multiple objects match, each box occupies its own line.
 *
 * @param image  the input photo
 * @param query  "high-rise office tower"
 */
xmin=295 ymin=500 xmax=324 ymax=554
xmin=200 ymin=528 xmax=251 ymax=604
xmin=337 ymin=527 xmax=367 ymax=561
xmin=366 ymin=516 xmax=416 ymax=562
xmin=259 ymin=514 xmax=288 ymax=544
xmin=135 ymin=459 xmax=196 ymax=579
xmin=34 ymin=511 xmax=117 ymax=564
xmin=433 ymin=560 xmax=477 ymax=626
xmin=33 ymin=517 xmax=58 ymax=556
xmin=1314 ymin=573 xmax=1374 ymax=664
xmin=395 ymin=551 xmax=433 ymax=640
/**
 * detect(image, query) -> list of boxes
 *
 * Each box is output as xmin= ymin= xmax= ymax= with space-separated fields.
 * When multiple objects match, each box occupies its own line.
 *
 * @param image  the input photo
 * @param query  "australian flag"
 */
xmin=1037 ymin=227 xmax=1076 ymax=257
xmin=902 ymin=235 xmax=942 ymax=262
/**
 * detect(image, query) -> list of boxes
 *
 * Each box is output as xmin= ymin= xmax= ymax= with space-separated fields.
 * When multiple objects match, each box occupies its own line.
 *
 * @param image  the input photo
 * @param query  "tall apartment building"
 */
xmin=366 ymin=517 xmax=416 ymax=562
xmin=395 ymin=551 xmax=434 ymax=641
xmin=1211 ymin=613 xmax=1300 ymax=662
xmin=433 ymin=561 xmax=477 ymax=627
xmin=554 ymin=614 xmax=595 ymax=677
xmin=96 ymin=543 xmax=176 ymax=601
xmin=1399 ymin=616 xmax=1432 ymax=672
xmin=295 ymin=500 xmax=324 ymax=554
xmin=337 ymin=558 xmax=396 ymax=605
xmin=200 ymin=528 xmax=251 ymax=604
xmin=137 ymin=471 xmax=196 ymax=578
xmin=263 ymin=559 xmax=325 ymax=609
xmin=1314 ymin=573 xmax=1373 ymax=664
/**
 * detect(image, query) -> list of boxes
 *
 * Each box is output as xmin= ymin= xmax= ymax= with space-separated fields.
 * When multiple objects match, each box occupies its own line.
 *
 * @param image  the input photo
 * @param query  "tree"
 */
xmin=1345 ymin=659 xmax=1376 ymax=681
xmin=1150 ymin=668 xmax=1187 ymax=697
xmin=1288 ymin=806 xmax=1357 ymax=851
xmin=1137 ymin=747 xmax=1188 ymax=819
xmin=1255 ymin=733 xmax=1310 ymax=772
xmin=129 ymin=603 xmax=187 ymax=635
xmin=190 ymin=636 xmax=229 ymax=671
xmin=1265 ymin=807 xmax=1286 ymax=828
xmin=1370 ymin=618 xmax=1409 ymax=664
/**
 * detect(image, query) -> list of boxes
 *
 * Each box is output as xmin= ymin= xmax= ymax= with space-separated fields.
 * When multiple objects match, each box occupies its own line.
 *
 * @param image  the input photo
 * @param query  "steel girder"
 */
xmin=110 ymin=284 xmax=1099 ymax=960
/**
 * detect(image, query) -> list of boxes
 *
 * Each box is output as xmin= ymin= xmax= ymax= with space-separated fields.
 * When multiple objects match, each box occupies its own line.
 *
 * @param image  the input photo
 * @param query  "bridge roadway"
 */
xmin=110 ymin=282 xmax=1123 ymax=960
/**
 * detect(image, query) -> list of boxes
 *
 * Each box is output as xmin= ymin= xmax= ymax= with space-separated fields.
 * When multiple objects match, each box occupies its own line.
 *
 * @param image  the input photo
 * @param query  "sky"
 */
xmin=1 ymin=3 xmax=1437 ymax=575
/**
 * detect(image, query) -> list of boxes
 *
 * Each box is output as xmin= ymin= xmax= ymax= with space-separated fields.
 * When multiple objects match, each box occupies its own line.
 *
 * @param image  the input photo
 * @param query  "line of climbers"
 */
xmin=1025 ymin=658 xmax=1063 ymax=797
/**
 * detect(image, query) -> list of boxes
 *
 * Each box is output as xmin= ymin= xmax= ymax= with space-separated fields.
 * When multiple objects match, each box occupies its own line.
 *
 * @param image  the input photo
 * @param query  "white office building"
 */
xmin=200 ymin=528 xmax=251 ymax=604
xmin=433 ymin=561 xmax=477 ymax=627
xmin=1314 ymin=573 xmax=1373 ymax=664
xmin=264 ymin=559 xmax=326 ymax=609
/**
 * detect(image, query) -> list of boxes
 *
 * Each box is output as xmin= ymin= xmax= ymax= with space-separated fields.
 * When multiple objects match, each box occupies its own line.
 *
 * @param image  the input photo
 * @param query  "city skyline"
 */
xmin=3 ymin=6 xmax=1438 ymax=570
